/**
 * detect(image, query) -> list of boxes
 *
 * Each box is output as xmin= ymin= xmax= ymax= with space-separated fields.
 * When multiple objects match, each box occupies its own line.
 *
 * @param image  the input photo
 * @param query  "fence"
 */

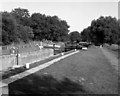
xmin=1 ymin=41 xmax=53 ymax=55
xmin=1 ymin=41 xmax=62 ymax=55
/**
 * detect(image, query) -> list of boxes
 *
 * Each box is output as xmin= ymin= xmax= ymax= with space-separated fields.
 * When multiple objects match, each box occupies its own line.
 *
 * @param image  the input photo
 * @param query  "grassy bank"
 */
xmin=104 ymin=44 xmax=119 ymax=59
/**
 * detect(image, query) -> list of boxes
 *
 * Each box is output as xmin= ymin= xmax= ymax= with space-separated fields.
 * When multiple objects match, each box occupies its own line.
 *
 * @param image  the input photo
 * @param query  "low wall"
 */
xmin=1 ymin=48 xmax=54 ymax=71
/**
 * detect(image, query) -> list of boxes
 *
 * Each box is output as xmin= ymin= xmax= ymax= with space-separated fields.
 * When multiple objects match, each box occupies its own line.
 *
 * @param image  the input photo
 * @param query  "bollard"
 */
xmin=61 ymin=53 xmax=64 ymax=56
xmin=100 ymin=45 xmax=102 ymax=48
xmin=26 ymin=63 xmax=30 ymax=69
xmin=53 ymin=44 xmax=55 ymax=55
xmin=39 ymin=46 xmax=43 ymax=49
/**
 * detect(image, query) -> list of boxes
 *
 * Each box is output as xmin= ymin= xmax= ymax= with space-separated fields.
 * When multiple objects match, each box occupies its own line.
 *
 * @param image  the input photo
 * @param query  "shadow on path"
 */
xmin=9 ymin=74 xmax=91 ymax=96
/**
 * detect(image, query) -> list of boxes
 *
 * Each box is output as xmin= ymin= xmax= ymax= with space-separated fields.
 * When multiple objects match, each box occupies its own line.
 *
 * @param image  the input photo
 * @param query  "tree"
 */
xmin=81 ymin=26 xmax=92 ymax=42
xmin=11 ymin=8 xmax=31 ymax=26
xmin=90 ymin=18 xmax=105 ymax=44
xmin=2 ymin=11 xmax=34 ymax=45
xmin=30 ymin=13 xmax=46 ymax=40
xmin=103 ymin=16 xmax=118 ymax=44
xmin=117 ymin=19 xmax=120 ymax=44
xmin=1 ymin=8 xmax=70 ymax=45
xmin=30 ymin=13 xmax=69 ymax=41
xmin=2 ymin=12 xmax=18 ymax=45
xmin=80 ymin=16 xmax=119 ymax=45
xmin=0 ymin=12 xmax=2 ymax=45
xmin=16 ymin=25 xmax=34 ymax=43
xmin=69 ymin=31 xmax=80 ymax=43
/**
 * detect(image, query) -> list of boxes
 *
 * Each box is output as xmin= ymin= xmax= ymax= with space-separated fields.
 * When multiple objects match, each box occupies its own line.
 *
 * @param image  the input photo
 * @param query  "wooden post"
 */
xmin=16 ymin=48 xmax=19 ymax=65
xmin=53 ymin=44 xmax=55 ymax=55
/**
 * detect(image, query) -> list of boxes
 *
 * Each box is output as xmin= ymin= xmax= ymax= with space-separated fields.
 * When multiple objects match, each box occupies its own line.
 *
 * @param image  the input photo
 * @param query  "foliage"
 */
xmin=80 ymin=16 xmax=119 ymax=45
xmin=16 ymin=25 xmax=34 ymax=43
xmin=30 ymin=13 xmax=69 ymax=41
xmin=69 ymin=31 xmax=80 ymax=43
xmin=2 ymin=12 xmax=18 ymax=45
xmin=11 ymin=8 xmax=31 ymax=26
xmin=1 ymin=10 xmax=34 ymax=45
xmin=2 ymin=8 xmax=119 ymax=46
xmin=1 ymin=8 xmax=70 ymax=45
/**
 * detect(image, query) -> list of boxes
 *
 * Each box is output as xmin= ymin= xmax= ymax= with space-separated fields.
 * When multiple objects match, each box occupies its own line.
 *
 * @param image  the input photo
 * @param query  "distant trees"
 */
xmin=80 ymin=27 xmax=92 ymax=42
xmin=16 ymin=25 xmax=34 ymax=43
xmin=2 ymin=8 xmax=119 ymax=46
xmin=30 ymin=13 xmax=69 ymax=41
xmin=69 ymin=31 xmax=81 ymax=43
xmin=1 ymin=8 xmax=70 ymax=45
xmin=1 ymin=9 xmax=34 ymax=45
xmin=80 ymin=16 xmax=120 ymax=45
xmin=11 ymin=8 xmax=31 ymax=26
xmin=2 ymin=12 xmax=18 ymax=45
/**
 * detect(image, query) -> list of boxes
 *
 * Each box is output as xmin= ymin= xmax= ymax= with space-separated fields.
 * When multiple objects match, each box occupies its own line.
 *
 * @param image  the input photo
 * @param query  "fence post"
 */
xmin=53 ymin=43 xmax=55 ymax=55
xmin=16 ymin=48 xmax=19 ymax=65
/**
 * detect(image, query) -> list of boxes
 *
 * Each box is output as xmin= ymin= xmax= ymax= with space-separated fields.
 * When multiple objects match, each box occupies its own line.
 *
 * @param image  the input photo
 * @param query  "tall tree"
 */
xmin=30 ymin=13 xmax=46 ymax=40
xmin=16 ymin=25 xmax=34 ymax=43
xmin=2 ymin=11 xmax=34 ymax=45
xmin=69 ymin=31 xmax=80 ymax=43
xmin=30 ymin=13 xmax=69 ymax=41
xmin=2 ymin=12 xmax=18 ymax=45
xmin=80 ymin=16 xmax=119 ymax=45
xmin=11 ymin=8 xmax=31 ymax=26
xmin=1 ymin=8 xmax=70 ymax=45
xmin=0 ymin=12 xmax=2 ymax=45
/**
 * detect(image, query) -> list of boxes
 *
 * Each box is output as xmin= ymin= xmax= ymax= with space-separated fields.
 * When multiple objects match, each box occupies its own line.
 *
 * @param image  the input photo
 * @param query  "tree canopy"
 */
xmin=30 ymin=13 xmax=69 ymax=41
xmin=1 ymin=8 xmax=119 ymax=46
xmin=69 ymin=31 xmax=81 ymax=43
xmin=80 ymin=16 xmax=119 ymax=45
xmin=2 ymin=12 xmax=18 ymax=45
xmin=1 ymin=8 xmax=70 ymax=45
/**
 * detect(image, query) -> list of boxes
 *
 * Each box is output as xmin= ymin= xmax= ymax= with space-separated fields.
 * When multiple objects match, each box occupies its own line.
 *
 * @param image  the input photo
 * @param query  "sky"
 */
xmin=0 ymin=0 xmax=119 ymax=32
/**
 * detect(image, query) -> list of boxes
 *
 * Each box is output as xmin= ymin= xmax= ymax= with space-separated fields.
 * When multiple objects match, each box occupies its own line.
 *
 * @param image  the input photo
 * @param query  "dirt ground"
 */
xmin=9 ymin=47 xmax=118 ymax=95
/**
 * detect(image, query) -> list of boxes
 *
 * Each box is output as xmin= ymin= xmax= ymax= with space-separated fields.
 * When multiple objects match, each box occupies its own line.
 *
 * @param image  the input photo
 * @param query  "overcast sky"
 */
xmin=0 ymin=0 xmax=119 ymax=32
